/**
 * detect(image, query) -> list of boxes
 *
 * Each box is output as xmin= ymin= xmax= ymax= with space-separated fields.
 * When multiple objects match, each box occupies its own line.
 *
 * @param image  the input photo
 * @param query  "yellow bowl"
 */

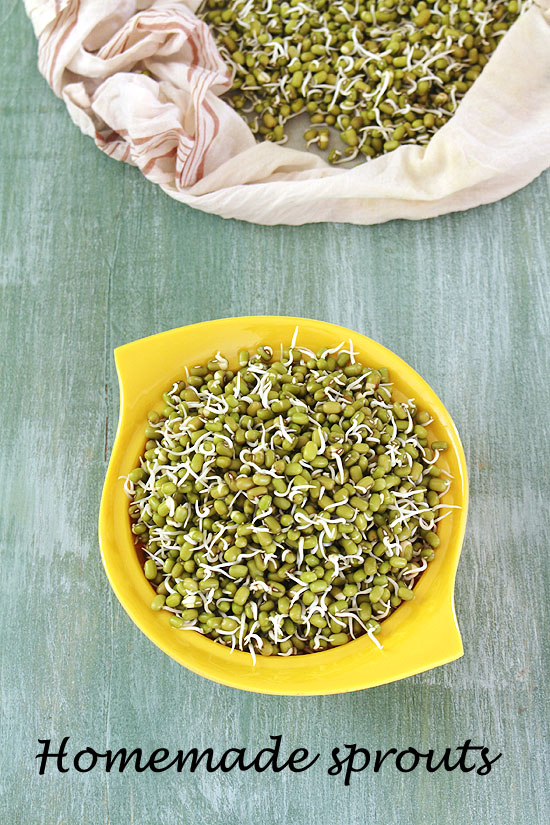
xmin=99 ymin=316 xmax=468 ymax=695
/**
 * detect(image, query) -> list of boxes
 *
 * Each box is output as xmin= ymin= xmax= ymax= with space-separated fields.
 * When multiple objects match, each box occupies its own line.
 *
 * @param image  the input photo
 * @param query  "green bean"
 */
xmin=369 ymin=585 xmax=385 ymax=603
xmin=234 ymin=586 xmax=250 ymax=606
xmin=328 ymin=633 xmax=350 ymax=646
xmin=144 ymin=559 xmax=157 ymax=580
xmin=389 ymin=556 xmax=407 ymax=569
xmin=398 ymin=586 xmax=414 ymax=601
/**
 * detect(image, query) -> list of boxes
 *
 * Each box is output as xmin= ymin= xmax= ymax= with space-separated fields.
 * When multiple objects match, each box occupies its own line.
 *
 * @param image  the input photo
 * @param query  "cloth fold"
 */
xmin=25 ymin=0 xmax=550 ymax=225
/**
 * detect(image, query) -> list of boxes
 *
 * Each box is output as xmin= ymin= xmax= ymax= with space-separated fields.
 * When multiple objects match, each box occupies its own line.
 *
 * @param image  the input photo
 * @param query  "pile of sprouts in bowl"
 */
xmin=126 ymin=332 xmax=459 ymax=662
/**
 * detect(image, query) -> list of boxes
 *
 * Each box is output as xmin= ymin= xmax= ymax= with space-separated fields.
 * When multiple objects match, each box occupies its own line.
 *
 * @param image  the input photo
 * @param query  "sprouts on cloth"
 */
xmin=197 ymin=0 xmax=533 ymax=162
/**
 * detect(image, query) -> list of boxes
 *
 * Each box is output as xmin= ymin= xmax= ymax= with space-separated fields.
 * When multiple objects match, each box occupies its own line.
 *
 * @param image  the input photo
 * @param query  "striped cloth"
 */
xmin=24 ymin=1 xmax=244 ymax=187
xmin=25 ymin=0 xmax=550 ymax=225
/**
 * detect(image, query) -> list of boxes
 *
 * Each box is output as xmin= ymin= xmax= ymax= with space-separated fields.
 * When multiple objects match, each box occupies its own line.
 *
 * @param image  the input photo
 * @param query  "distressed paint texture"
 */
xmin=1 ymin=5 xmax=549 ymax=824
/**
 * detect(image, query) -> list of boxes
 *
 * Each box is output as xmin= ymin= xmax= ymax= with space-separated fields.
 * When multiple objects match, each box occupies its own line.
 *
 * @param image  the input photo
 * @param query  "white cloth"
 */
xmin=25 ymin=0 xmax=550 ymax=225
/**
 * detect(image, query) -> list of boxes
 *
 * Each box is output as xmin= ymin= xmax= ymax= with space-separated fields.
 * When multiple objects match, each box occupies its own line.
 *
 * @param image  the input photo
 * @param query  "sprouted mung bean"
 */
xmin=126 ymin=334 xmax=457 ymax=662
xmin=196 ymin=0 xmax=531 ymax=162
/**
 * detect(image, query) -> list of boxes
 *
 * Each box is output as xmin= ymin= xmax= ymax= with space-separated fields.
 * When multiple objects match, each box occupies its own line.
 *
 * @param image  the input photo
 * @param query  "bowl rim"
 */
xmin=99 ymin=316 xmax=469 ymax=695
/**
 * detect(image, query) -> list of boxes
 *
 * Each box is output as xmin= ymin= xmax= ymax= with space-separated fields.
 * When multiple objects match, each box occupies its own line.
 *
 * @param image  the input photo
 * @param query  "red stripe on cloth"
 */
xmin=46 ymin=0 xmax=80 ymax=88
xmin=142 ymin=145 xmax=177 ymax=175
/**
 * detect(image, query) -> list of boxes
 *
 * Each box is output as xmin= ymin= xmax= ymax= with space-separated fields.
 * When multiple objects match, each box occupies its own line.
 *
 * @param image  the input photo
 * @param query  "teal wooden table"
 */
xmin=1 ymin=5 xmax=549 ymax=824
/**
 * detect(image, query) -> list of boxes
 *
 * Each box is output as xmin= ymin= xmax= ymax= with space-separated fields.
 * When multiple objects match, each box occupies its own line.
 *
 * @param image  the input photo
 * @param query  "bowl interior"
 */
xmin=99 ymin=316 xmax=468 ymax=695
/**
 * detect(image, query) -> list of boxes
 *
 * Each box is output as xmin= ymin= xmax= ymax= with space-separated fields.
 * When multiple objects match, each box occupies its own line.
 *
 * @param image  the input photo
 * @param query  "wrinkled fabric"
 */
xmin=25 ymin=0 xmax=550 ymax=225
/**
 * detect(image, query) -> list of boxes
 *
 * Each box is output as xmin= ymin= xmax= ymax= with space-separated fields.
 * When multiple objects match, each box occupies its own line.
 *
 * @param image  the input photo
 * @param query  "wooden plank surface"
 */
xmin=1 ymin=4 xmax=548 ymax=824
